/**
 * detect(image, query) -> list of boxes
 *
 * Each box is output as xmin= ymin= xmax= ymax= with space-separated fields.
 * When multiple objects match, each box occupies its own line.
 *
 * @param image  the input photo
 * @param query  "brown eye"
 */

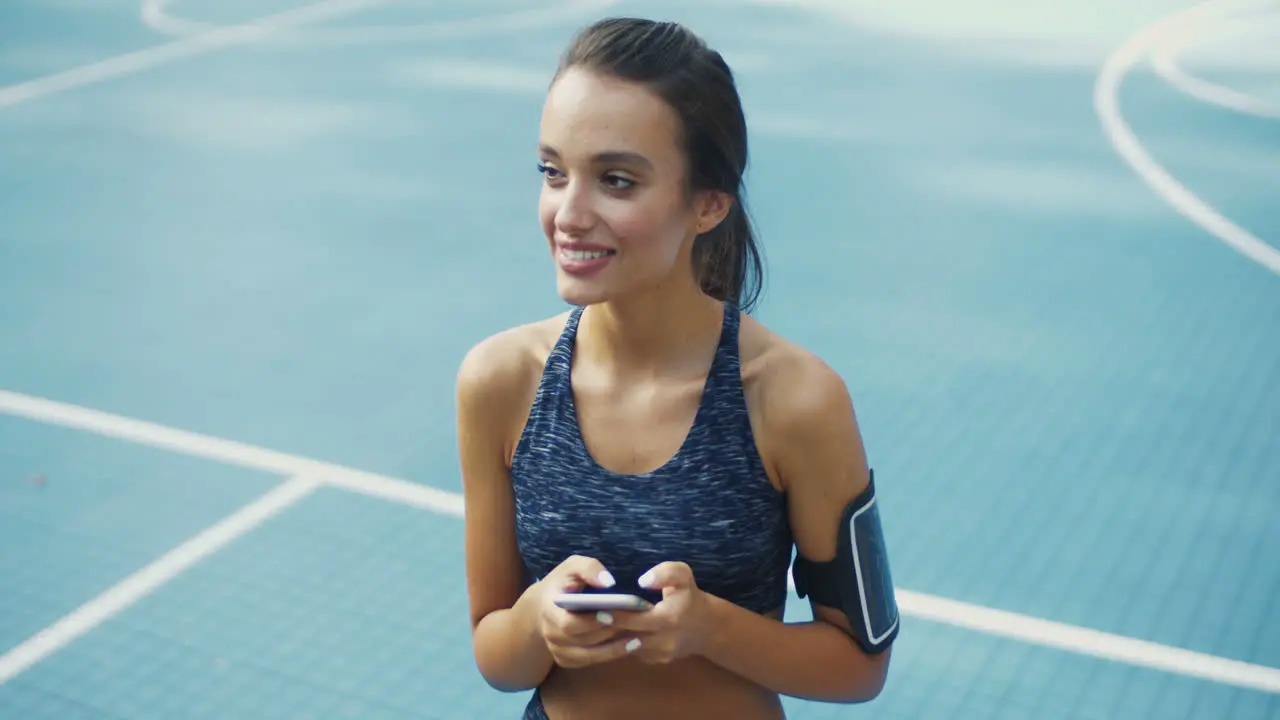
xmin=602 ymin=173 xmax=636 ymax=191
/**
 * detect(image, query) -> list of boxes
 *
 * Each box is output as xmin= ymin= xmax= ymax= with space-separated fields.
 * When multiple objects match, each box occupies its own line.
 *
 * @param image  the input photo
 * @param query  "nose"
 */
xmin=553 ymin=179 xmax=595 ymax=236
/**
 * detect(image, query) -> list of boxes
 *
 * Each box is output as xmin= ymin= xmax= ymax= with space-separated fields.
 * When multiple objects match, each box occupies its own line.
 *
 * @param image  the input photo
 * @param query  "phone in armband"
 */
xmin=552 ymin=592 xmax=654 ymax=613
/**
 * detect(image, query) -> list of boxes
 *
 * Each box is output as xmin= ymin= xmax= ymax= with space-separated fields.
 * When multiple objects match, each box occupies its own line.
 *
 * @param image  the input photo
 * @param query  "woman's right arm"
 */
xmin=456 ymin=330 xmax=555 ymax=692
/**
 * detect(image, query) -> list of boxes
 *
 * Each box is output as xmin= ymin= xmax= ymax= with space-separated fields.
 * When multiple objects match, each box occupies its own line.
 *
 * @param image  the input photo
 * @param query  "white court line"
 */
xmin=906 ymin=593 xmax=1280 ymax=694
xmin=139 ymin=0 xmax=207 ymax=38
xmin=1094 ymin=0 xmax=1280 ymax=275
xmin=0 ymin=0 xmax=386 ymax=110
xmin=2 ymin=0 xmax=624 ymax=109
xmin=140 ymin=0 xmax=624 ymax=47
xmin=1149 ymin=13 xmax=1280 ymax=119
xmin=2 ymin=389 xmax=1279 ymax=694
xmin=0 ymin=473 xmax=321 ymax=685
xmin=0 ymin=390 xmax=463 ymax=516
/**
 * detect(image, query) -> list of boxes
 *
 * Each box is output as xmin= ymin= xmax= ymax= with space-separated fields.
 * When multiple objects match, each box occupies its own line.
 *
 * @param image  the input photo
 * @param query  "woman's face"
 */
xmin=537 ymin=66 xmax=710 ymax=307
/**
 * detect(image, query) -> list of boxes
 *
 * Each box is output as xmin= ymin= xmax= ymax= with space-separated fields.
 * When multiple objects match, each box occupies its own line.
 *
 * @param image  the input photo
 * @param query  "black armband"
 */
xmin=791 ymin=469 xmax=900 ymax=654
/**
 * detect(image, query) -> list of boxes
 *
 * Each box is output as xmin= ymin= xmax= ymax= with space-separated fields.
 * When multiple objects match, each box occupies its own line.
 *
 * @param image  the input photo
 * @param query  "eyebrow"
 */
xmin=539 ymin=145 xmax=653 ymax=171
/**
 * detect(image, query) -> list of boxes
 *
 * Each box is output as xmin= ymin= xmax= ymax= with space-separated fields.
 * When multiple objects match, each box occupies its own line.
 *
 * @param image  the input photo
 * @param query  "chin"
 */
xmin=556 ymin=276 xmax=610 ymax=307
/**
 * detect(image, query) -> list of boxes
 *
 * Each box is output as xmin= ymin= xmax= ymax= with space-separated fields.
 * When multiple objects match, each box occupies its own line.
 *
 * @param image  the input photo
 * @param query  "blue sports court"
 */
xmin=1 ymin=0 xmax=1277 ymax=717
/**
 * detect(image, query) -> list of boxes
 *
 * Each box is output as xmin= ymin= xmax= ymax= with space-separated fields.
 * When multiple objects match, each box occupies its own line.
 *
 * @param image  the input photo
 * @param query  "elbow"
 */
xmin=473 ymin=652 xmax=540 ymax=694
xmin=858 ymin=666 xmax=890 ymax=703
xmin=471 ymin=637 xmax=542 ymax=694
xmin=468 ymin=602 xmax=552 ymax=693
xmin=481 ymin=674 xmax=536 ymax=694
xmin=836 ymin=647 xmax=892 ymax=704
xmin=470 ymin=630 xmax=548 ymax=694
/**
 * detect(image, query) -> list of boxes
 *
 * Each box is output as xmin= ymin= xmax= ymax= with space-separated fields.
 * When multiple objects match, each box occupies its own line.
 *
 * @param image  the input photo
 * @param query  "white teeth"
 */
xmin=562 ymin=249 xmax=612 ymax=261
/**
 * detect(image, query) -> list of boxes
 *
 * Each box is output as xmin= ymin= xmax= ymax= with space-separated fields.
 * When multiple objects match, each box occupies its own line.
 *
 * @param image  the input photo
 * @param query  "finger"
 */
xmin=634 ymin=642 xmax=677 ymax=665
xmin=602 ymin=608 xmax=666 ymax=634
xmin=637 ymin=561 xmax=693 ymax=592
xmin=552 ymin=634 xmax=645 ymax=668
xmin=546 ymin=622 xmax=622 ymax=647
xmin=559 ymin=555 xmax=616 ymax=590
xmin=553 ymin=608 xmax=619 ymax=639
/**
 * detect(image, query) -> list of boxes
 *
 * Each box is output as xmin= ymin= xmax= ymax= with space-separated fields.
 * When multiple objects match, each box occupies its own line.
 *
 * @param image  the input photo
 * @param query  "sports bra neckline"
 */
xmin=552 ymin=301 xmax=739 ymax=480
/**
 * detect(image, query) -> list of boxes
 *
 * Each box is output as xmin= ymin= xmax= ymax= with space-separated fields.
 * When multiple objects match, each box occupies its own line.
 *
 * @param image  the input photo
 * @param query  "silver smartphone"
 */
xmin=552 ymin=592 xmax=654 ymax=613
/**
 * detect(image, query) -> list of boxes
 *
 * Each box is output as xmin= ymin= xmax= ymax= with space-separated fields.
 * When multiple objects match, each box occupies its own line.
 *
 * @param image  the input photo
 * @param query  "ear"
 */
xmin=691 ymin=189 xmax=734 ymax=236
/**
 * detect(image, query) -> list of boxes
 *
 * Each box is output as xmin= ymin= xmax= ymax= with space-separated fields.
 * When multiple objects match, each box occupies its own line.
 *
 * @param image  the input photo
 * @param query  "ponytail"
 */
xmin=693 ymin=201 xmax=763 ymax=313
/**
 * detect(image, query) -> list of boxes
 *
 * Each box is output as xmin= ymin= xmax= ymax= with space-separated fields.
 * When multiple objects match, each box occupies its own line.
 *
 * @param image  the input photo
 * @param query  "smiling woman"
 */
xmin=456 ymin=16 xmax=900 ymax=720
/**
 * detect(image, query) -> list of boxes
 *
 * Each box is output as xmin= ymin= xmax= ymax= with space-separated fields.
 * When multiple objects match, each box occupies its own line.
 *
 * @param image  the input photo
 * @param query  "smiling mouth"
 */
xmin=556 ymin=246 xmax=617 ymax=277
xmin=560 ymin=248 xmax=616 ymax=261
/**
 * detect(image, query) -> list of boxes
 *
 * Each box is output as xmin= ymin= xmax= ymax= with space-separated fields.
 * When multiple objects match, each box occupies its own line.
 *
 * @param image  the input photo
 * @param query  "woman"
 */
xmin=457 ymin=17 xmax=898 ymax=720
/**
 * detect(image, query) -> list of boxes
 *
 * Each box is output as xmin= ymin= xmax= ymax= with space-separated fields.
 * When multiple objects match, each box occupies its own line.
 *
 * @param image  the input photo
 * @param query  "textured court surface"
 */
xmin=2 ymin=0 xmax=1278 ymax=718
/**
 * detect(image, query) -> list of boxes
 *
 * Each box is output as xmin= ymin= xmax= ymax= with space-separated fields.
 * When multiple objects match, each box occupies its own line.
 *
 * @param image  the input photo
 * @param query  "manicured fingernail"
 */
xmin=638 ymin=570 xmax=655 ymax=588
xmin=596 ymin=612 xmax=613 ymax=625
xmin=625 ymin=638 xmax=642 ymax=653
xmin=597 ymin=570 xmax=616 ymax=587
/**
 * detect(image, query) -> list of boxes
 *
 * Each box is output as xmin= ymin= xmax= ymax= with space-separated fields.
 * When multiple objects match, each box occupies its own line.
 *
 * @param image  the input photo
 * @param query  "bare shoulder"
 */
xmin=737 ymin=313 xmax=869 ymax=496
xmin=456 ymin=312 xmax=571 ymax=463
xmin=737 ymin=313 xmax=859 ymax=438
xmin=456 ymin=312 xmax=567 ymax=394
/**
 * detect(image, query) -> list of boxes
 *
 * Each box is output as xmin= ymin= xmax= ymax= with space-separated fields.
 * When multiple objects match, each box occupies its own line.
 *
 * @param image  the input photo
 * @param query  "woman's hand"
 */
xmin=607 ymin=561 xmax=718 ymax=665
xmin=533 ymin=555 xmax=640 ymax=668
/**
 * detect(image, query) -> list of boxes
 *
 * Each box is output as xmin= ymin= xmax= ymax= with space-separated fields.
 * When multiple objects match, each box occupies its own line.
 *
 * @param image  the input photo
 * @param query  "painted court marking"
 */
xmin=1 ymin=0 xmax=625 ymax=112
xmin=0 ymin=390 xmax=462 ymax=516
xmin=1149 ymin=12 xmax=1280 ymax=119
xmin=1 ymin=389 xmax=1278 ymax=694
xmin=1095 ymin=0 xmax=1280 ymax=275
xmin=0 ymin=0 xmax=387 ymax=110
xmin=140 ymin=0 xmax=624 ymax=47
xmin=0 ymin=472 xmax=322 ymax=685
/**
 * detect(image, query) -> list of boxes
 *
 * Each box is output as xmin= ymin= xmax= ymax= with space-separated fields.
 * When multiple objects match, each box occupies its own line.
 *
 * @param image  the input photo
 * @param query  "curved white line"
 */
xmin=1095 ymin=0 xmax=1280 ymax=275
xmin=0 ymin=0 xmax=385 ymax=110
xmin=141 ymin=0 xmax=624 ymax=47
xmin=1153 ymin=53 xmax=1280 ymax=118
xmin=1149 ymin=12 xmax=1280 ymax=119
xmin=138 ymin=0 xmax=206 ymax=37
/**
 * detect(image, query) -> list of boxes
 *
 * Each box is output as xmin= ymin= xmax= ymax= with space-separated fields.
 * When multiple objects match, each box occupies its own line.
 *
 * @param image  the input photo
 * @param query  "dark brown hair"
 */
xmin=555 ymin=17 xmax=765 ymax=313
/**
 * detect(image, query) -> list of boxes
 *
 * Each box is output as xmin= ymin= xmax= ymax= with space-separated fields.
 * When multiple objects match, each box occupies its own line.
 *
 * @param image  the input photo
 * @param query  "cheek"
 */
xmin=608 ymin=196 xmax=688 ymax=258
xmin=538 ymin=190 xmax=556 ymax=239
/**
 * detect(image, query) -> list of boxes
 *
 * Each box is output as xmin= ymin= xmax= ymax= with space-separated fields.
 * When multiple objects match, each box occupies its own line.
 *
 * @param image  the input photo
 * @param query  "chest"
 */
xmin=511 ymin=436 xmax=792 ymax=603
xmin=571 ymin=373 xmax=707 ymax=476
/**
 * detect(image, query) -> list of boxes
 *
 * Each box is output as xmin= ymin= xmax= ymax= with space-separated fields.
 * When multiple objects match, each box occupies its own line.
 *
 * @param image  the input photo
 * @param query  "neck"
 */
xmin=578 ymin=274 xmax=726 ymax=377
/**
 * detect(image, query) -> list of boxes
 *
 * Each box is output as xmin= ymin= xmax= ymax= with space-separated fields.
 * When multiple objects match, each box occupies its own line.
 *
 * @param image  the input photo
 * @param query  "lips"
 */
xmin=556 ymin=243 xmax=616 ymax=277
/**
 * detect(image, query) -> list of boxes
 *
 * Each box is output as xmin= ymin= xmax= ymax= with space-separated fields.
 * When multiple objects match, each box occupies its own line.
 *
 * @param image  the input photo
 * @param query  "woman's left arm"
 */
xmin=698 ymin=353 xmax=892 ymax=702
xmin=611 ymin=352 xmax=894 ymax=702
